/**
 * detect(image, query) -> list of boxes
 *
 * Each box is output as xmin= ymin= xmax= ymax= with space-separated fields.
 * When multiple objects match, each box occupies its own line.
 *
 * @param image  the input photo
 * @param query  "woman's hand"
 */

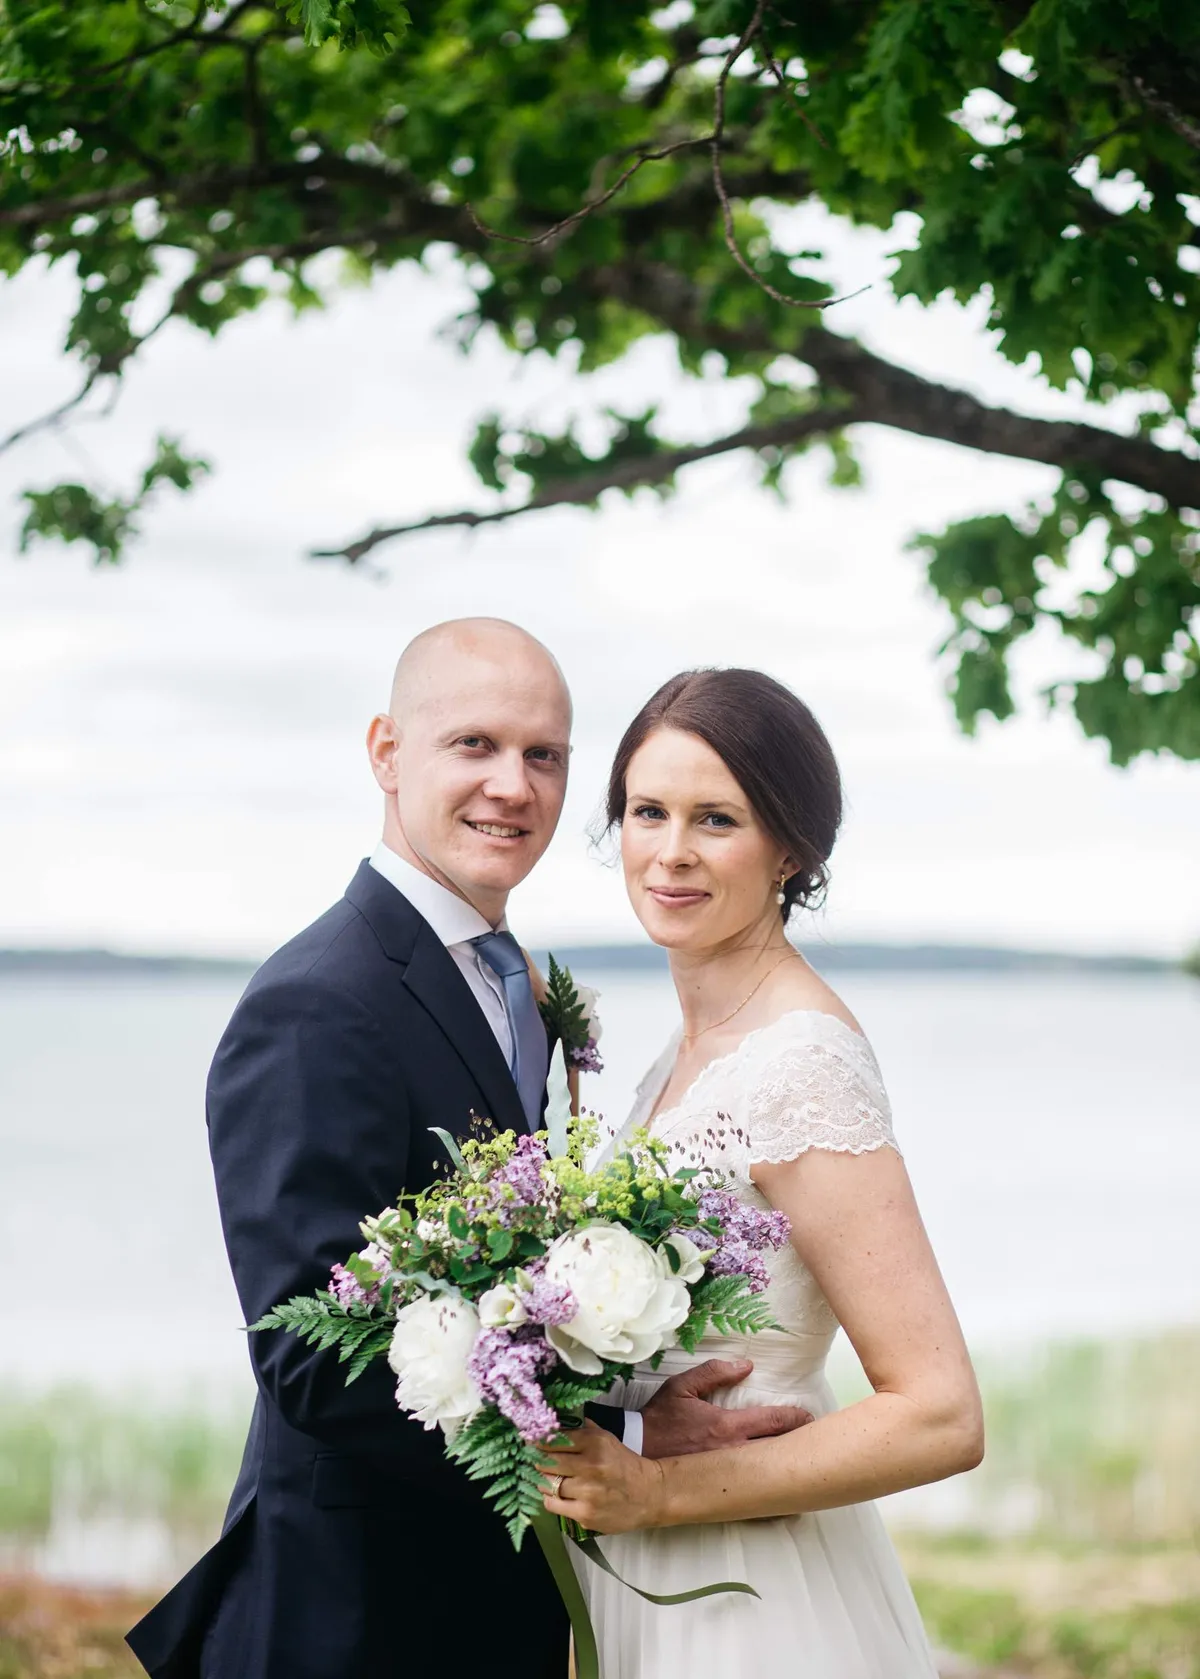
xmin=540 ymin=1421 xmax=669 ymax=1534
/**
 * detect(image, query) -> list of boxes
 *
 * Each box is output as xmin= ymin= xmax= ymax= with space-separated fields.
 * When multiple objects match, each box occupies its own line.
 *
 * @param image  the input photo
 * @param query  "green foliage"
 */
xmin=677 ymin=1272 xmax=781 ymax=1352
xmin=537 ymin=953 xmax=592 ymax=1054
xmin=18 ymin=437 xmax=209 ymax=565
xmin=3 ymin=0 xmax=1199 ymax=756
xmin=275 ymin=0 xmax=410 ymax=54
xmin=248 ymin=1290 xmax=390 ymax=1383
xmin=444 ymin=1403 xmax=548 ymax=1548
xmin=912 ymin=481 xmax=1200 ymax=766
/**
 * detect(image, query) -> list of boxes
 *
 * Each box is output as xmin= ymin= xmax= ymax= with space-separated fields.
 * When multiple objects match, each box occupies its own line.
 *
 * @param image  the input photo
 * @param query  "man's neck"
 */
xmin=379 ymin=823 xmax=507 ymax=928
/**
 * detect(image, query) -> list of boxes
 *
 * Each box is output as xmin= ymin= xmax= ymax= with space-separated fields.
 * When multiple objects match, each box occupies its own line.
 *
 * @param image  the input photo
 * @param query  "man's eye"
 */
xmin=457 ymin=736 xmax=488 ymax=750
xmin=526 ymin=748 xmax=561 ymax=765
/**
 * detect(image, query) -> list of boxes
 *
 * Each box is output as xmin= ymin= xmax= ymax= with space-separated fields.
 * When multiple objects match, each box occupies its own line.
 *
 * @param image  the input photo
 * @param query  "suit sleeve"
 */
xmin=207 ymin=976 xmax=415 ymax=1453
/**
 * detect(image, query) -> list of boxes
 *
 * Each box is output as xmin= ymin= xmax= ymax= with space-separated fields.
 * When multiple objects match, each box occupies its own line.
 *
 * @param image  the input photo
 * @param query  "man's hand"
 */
xmin=638 ymin=1358 xmax=813 ymax=1459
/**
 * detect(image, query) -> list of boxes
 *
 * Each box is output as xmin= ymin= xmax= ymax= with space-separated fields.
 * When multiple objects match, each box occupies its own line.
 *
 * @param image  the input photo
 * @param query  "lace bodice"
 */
xmin=614 ymin=1010 xmax=899 ymax=1357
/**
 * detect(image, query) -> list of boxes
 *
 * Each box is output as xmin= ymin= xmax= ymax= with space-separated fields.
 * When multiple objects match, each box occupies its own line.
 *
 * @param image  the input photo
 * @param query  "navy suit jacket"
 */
xmin=127 ymin=862 xmax=588 ymax=1679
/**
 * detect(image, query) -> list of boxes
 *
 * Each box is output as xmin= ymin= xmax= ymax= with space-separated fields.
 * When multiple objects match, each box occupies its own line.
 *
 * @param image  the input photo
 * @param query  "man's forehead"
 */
xmin=405 ymin=666 xmax=571 ymax=738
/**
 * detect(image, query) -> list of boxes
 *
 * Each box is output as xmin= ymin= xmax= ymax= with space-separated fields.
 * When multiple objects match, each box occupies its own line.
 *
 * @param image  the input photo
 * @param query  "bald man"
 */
xmin=129 ymin=620 xmax=808 ymax=1679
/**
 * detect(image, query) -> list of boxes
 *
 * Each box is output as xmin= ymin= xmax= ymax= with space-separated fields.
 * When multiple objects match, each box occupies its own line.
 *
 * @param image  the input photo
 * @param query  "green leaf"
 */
xmin=487 ymin=1227 xmax=514 ymax=1261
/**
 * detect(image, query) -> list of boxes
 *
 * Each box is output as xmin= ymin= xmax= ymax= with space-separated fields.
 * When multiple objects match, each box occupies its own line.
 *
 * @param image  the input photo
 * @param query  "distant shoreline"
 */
xmin=0 ymin=943 xmax=1181 ymax=978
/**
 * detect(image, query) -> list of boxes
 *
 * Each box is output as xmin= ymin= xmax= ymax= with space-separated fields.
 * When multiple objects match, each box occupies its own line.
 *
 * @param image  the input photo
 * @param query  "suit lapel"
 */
xmin=401 ymin=924 xmax=528 ymax=1135
xmin=344 ymin=860 xmax=528 ymax=1136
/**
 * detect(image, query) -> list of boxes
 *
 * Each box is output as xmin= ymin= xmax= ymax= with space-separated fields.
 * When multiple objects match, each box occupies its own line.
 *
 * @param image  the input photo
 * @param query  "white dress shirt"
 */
xmin=366 ymin=841 xmax=644 ymax=1456
xmin=370 ymin=843 xmax=514 ymax=1063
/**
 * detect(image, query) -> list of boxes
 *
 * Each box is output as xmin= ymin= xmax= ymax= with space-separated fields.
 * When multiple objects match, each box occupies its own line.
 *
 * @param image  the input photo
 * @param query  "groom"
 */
xmin=128 ymin=618 xmax=811 ymax=1679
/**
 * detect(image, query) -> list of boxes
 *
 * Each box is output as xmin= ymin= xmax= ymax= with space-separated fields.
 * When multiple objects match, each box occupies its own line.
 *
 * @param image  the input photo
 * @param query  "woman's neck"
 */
xmin=667 ymin=917 xmax=797 ymax=1043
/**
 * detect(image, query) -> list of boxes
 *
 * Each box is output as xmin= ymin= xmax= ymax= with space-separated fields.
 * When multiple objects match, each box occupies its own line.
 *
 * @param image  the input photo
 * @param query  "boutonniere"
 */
xmin=538 ymin=953 xmax=603 ymax=1074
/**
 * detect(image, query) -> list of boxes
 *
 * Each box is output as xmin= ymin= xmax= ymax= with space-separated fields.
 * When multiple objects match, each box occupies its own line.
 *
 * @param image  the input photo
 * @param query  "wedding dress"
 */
xmin=576 ymin=1010 xmax=939 ymax=1678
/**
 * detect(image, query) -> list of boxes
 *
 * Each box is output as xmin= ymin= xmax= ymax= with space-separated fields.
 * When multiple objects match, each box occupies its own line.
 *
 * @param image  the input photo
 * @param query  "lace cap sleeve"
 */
xmin=743 ymin=1023 xmax=899 ymax=1168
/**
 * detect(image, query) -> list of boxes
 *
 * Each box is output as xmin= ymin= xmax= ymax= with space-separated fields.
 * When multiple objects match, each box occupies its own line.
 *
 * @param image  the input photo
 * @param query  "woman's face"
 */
xmin=620 ymin=727 xmax=788 ymax=953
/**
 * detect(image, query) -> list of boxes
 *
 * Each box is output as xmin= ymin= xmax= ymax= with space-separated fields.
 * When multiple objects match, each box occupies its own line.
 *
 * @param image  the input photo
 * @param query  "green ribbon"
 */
xmin=532 ymin=1510 xmax=760 ymax=1679
xmin=532 ymin=1510 xmax=601 ymax=1679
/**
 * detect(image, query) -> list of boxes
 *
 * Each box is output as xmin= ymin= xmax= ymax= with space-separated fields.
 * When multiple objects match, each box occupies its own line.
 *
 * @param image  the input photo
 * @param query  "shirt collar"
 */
xmin=369 ymin=842 xmax=507 ymax=949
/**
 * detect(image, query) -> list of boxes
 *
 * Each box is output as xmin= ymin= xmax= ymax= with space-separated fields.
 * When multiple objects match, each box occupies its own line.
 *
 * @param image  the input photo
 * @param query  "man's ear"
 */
xmin=366 ymin=713 xmax=401 ymax=793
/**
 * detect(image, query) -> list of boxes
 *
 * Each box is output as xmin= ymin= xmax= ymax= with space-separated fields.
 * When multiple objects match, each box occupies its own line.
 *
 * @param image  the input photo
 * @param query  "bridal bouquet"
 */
xmin=251 ymin=1109 xmax=789 ymax=1546
xmin=250 ymin=963 xmax=790 ymax=1676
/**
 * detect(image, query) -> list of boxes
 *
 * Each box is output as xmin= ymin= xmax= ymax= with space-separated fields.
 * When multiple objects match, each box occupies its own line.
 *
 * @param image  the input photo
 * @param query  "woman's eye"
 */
xmin=631 ymin=804 xmax=666 ymax=821
xmin=702 ymin=812 xmax=735 ymax=829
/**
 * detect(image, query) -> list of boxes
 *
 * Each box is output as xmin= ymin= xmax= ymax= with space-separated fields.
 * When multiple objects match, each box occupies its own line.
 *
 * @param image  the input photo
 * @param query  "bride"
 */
xmin=542 ymin=667 xmax=983 ymax=1678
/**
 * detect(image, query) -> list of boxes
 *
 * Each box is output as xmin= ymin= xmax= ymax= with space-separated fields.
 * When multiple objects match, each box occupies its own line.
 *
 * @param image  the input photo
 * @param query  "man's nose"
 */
xmin=481 ymin=751 xmax=533 ymax=805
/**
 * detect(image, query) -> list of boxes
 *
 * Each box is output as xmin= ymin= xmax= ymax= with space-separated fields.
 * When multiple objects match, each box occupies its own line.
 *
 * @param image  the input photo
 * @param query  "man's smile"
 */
xmin=464 ymin=819 xmax=528 ymax=839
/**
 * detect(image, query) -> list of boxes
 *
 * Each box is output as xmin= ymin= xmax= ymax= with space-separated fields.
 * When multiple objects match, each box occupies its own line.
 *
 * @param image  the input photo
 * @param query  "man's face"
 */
xmin=372 ymin=643 xmax=571 ymax=918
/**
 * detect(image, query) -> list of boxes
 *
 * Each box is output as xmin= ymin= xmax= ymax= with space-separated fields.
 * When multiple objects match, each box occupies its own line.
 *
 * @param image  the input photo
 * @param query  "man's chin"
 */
xmin=454 ymin=838 xmax=544 ymax=896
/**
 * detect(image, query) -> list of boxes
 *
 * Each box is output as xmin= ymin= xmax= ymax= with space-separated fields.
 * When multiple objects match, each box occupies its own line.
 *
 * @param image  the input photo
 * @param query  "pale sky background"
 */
xmin=2 ymin=207 xmax=1197 ymax=958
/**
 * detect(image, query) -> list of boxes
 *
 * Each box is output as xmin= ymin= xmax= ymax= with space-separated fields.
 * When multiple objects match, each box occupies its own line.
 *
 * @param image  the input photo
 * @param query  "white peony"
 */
xmin=575 ymin=984 xmax=603 ymax=1046
xmin=477 ymin=1282 xmax=529 ymax=1329
xmin=542 ymin=1222 xmax=692 ymax=1375
xmin=387 ymin=1294 xmax=483 ymax=1438
xmin=661 ymin=1230 xmax=708 ymax=1284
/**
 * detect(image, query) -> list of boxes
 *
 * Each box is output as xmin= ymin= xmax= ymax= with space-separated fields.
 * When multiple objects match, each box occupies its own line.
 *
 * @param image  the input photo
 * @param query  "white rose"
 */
xmin=542 ymin=1222 xmax=691 ymax=1375
xmin=477 ymin=1282 xmax=529 ymax=1329
xmin=387 ymin=1294 xmax=483 ymax=1438
xmin=661 ymin=1231 xmax=708 ymax=1284
xmin=575 ymin=984 xmax=602 ymax=1046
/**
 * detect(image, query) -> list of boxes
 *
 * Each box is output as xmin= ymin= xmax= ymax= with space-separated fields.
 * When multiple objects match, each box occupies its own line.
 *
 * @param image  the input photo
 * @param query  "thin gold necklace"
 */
xmin=681 ymin=952 xmax=797 ymax=1043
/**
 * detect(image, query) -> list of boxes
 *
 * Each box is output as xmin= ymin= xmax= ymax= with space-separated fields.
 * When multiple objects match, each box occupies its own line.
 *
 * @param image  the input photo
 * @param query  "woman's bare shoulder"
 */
xmin=770 ymin=957 xmax=866 ymax=1039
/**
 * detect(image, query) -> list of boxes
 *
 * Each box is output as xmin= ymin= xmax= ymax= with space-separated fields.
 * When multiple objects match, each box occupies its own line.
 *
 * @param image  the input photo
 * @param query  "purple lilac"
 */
xmin=685 ymin=1188 xmax=791 ymax=1294
xmin=329 ymin=1263 xmax=380 ymax=1309
xmin=707 ymin=1241 xmax=771 ymax=1294
xmin=494 ymin=1133 xmax=551 ymax=1207
xmin=521 ymin=1275 xmax=576 ymax=1327
xmin=569 ymin=1037 xmax=604 ymax=1074
xmin=468 ymin=1328 xmax=560 ymax=1443
xmin=696 ymin=1188 xmax=790 ymax=1251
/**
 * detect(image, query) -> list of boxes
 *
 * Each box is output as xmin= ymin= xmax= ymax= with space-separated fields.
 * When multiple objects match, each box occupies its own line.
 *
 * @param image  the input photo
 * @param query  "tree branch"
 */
xmin=587 ymin=258 xmax=1200 ymax=509
xmin=0 ymin=368 xmax=106 ymax=456
xmin=310 ymin=402 xmax=862 ymax=563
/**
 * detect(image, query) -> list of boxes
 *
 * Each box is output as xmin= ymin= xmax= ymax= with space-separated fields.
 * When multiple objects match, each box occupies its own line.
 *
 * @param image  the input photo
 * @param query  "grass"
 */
xmin=2 ymin=1329 xmax=1198 ymax=1676
xmin=0 ymin=1388 xmax=247 ymax=1581
xmin=899 ymin=1538 xmax=1200 ymax=1678
xmin=0 ymin=1577 xmax=152 ymax=1679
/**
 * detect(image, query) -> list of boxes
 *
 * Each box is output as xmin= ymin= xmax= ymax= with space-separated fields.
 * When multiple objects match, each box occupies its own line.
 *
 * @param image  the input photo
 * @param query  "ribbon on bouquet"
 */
xmin=531 ymin=1509 xmax=759 ymax=1679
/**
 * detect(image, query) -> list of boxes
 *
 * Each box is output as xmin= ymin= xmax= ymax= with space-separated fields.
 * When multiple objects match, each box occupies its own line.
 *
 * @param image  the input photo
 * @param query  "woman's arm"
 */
xmin=542 ymin=1144 xmax=983 ymax=1532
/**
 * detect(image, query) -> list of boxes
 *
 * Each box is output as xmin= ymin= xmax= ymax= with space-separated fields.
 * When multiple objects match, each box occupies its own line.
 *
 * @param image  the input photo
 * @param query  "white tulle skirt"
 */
xmin=572 ymin=1338 xmax=938 ymax=1679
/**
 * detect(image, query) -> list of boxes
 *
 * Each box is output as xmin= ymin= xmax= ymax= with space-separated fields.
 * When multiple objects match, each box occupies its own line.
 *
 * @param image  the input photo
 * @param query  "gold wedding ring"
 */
xmin=549 ymin=1473 xmax=565 ymax=1499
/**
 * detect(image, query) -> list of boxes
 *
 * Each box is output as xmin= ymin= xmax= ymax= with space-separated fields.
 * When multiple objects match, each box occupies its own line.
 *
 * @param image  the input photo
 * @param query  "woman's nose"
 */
xmin=656 ymin=820 xmax=696 ymax=868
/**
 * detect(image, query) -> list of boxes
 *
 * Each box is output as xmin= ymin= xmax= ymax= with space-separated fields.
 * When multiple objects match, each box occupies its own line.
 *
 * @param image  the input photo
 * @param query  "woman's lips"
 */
xmin=647 ymin=886 xmax=710 ymax=907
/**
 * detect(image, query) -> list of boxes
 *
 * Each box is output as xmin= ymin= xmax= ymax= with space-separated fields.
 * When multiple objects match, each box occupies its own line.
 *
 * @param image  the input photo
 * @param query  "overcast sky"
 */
xmin=2 ymin=208 xmax=1197 ymax=958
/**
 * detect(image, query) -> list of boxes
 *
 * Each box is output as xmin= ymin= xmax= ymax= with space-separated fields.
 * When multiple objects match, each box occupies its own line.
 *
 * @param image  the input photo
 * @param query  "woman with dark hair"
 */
xmin=542 ymin=669 xmax=982 ymax=1678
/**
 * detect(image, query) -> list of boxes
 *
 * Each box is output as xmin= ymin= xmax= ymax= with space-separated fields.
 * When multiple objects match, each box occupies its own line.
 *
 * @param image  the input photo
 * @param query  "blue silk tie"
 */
xmin=471 ymin=931 xmax=549 ymax=1130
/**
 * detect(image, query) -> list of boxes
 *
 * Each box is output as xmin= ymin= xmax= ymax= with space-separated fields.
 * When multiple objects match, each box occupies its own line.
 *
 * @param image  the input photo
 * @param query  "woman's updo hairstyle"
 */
xmin=605 ymin=668 xmax=843 ymax=921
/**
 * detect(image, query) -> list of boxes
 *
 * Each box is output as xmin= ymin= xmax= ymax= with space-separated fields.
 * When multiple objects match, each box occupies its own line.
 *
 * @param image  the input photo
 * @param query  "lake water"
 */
xmin=3 ymin=964 xmax=1198 ymax=1403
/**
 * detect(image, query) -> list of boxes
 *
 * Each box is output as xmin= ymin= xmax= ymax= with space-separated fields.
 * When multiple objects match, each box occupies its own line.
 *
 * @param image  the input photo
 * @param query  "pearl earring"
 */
xmin=776 ymin=871 xmax=788 ymax=907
